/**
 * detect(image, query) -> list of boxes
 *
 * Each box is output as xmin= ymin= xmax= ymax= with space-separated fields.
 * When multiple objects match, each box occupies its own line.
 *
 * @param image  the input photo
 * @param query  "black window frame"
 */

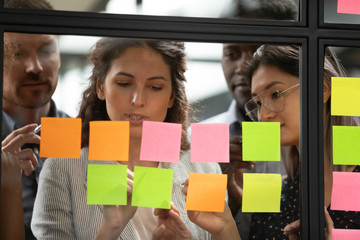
xmin=1 ymin=0 xmax=360 ymax=239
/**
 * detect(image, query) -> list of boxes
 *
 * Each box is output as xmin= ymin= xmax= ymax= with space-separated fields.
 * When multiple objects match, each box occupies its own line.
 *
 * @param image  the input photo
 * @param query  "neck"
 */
xmin=3 ymin=101 xmax=51 ymax=126
xmin=124 ymin=136 xmax=158 ymax=171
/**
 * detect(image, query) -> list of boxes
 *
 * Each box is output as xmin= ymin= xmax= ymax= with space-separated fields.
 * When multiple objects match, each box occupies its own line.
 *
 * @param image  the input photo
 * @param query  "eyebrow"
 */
xmin=115 ymin=72 xmax=168 ymax=81
xmin=252 ymin=81 xmax=285 ymax=96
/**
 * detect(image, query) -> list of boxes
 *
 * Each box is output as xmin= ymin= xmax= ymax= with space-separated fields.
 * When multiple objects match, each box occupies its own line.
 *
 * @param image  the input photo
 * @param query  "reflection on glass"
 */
xmin=322 ymin=46 xmax=360 ymax=233
xmin=324 ymin=0 xmax=360 ymax=24
xmin=4 ymin=0 xmax=300 ymax=21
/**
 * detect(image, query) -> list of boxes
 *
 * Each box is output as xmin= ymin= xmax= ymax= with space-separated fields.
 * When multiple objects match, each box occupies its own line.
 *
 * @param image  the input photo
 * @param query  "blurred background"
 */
xmin=7 ymin=0 xmax=360 ymax=122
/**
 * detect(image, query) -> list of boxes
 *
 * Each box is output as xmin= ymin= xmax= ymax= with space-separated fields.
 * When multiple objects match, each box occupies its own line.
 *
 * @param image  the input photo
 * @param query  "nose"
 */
xmin=25 ymin=55 xmax=43 ymax=74
xmin=234 ymin=52 xmax=252 ymax=75
xmin=259 ymin=106 xmax=277 ymax=122
xmin=131 ymin=88 xmax=144 ymax=107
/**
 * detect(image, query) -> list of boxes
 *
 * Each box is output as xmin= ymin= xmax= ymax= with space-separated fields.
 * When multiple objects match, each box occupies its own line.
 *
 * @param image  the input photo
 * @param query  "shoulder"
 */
xmin=41 ymin=148 xmax=88 ymax=179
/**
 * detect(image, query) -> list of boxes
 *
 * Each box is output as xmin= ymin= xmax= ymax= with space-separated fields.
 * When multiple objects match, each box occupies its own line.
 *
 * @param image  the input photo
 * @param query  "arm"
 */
xmin=94 ymin=168 xmax=137 ymax=240
xmin=0 ymin=151 xmax=25 ymax=240
xmin=1 ymin=124 xmax=40 ymax=240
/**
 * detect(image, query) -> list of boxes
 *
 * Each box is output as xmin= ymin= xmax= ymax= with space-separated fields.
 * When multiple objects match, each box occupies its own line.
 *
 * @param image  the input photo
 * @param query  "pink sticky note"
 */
xmin=338 ymin=0 xmax=360 ymax=15
xmin=333 ymin=229 xmax=360 ymax=240
xmin=140 ymin=121 xmax=182 ymax=163
xmin=190 ymin=123 xmax=229 ymax=163
xmin=331 ymin=172 xmax=360 ymax=211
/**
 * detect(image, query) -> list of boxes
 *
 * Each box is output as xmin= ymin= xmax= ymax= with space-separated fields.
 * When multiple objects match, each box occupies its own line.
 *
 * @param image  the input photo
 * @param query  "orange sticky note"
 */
xmin=40 ymin=117 xmax=81 ymax=158
xmin=185 ymin=173 xmax=227 ymax=212
xmin=88 ymin=121 xmax=129 ymax=161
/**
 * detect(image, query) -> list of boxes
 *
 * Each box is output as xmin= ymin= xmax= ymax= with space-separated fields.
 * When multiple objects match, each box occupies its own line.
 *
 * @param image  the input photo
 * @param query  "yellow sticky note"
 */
xmin=331 ymin=77 xmax=360 ymax=116
xmin=40 ymin=117 xmax=81 ymax=158
xmin=185 ymin=173 xmax=227 ymax=212
xmin=242 ymin=173 xmax=282 ymax=212
xmin=88 ymin=121 xmax=129 ymax=161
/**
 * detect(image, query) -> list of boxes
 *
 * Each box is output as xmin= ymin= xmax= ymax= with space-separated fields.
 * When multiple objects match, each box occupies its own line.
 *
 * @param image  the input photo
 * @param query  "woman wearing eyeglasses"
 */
xmin=244 ymin=45 xmax=360 ymax=239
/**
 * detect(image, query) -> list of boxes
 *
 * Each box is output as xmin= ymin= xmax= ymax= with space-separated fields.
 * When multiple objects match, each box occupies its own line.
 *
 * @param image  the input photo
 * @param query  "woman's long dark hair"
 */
xmin=78 ymin=38 xmax=190 ymax=151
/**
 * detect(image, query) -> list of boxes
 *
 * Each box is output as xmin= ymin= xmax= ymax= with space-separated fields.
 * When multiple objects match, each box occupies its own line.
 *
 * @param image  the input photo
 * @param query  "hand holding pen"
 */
xmin=2 ymin=124 xmax=41 ymax=176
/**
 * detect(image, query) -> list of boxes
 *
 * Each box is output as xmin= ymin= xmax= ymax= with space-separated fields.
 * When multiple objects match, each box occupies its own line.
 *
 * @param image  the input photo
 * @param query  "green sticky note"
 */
xmin=87 ymin=164 xmax=128 ymax=205
xmin=242 ymin=173 xmax=282 ymax=212
xmin=242 ymin=122 xmax=280 ymax=161
xmin=331 ymin=77 xmax=360 ymax=116
xmin=333 ymin=126 xmax=360 ymax=165
xmin=132 ymin=166 xmax=173 ymax=209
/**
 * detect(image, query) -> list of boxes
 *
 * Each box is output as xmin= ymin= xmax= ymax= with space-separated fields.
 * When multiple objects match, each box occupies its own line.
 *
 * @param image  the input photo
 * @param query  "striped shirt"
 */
xmin=32 ymin=148 xmax=221 ymax=239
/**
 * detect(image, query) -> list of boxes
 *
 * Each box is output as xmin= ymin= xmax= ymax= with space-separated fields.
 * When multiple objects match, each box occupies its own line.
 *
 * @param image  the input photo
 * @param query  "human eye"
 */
xmin=255 ymin=100 xmax=262 ymax=107
xmin=271 ymin=90 xmax=282 ymax=100
xmin=223 ymin=49 xmax=240 ymax=60
xmin=148 ymin=84 xmax=163 ymax=91
xmin=39 ymin=47 xmax=56 ymax=57
xmin=116 ymin=80 xmax=132 ymax=87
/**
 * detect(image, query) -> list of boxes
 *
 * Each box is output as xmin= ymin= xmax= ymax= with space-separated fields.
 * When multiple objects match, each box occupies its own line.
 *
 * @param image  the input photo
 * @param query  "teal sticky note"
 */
xmin=132 ymin=166 xmax=173 ymax=209
xmin=333 ymin=126 xmax=360 ymax=165
xmin=242 ymin=122 xmax=281 ymax=161
xmin=87 ymin=164 xmax=128 ymax=205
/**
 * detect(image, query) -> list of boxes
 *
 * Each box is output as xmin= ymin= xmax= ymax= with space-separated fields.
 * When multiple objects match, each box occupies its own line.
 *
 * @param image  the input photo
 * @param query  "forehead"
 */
xmin=4 ymin=32 xmax=58 ymax=48
xmin=222 ymin=43 xmax=259 ymax=52
xmin=251 ymin=64 xmax=298 ymax=93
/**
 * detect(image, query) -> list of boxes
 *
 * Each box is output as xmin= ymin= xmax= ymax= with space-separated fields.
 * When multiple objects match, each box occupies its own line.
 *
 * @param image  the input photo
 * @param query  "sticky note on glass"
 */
xmin=333 ymin=126 xmax=360 ymax=165
xmin=185 ymin=173 xmax=227 ymax=212
xmin=331 ymin=77 xmax=360 ymax=116
xmin=140 ymin=121 xmax=182 ymax=163
xmin=331 ymin=171 xmax=360 ymax=211
xmin=242 ymin=122 xmax=280 ymax=161
xmin=242 ymin=173 xmax=282 ymax=212
xmin=131 ymin=166 xmax=173 ymax=209
xmin=333 ymin=229 xmax=360 ymax=240
xmin=88 ymin=121 xmax=129 ymax=161
xmin=40 ymin=117 xmax=81 ymax=158
xmin=338 ymin=0 xmax=360 ymax=15
xmin=87 ymin=164 xmax=127 ymax=205
xmin=190 ymin=123 xmax=229 ymax=163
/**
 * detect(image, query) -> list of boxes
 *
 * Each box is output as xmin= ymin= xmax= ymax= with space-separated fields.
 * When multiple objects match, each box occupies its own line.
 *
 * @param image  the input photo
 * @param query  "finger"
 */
xmin=151 ymin=224 xmax=166 ymax=240
xmin=15 ymin=148 xmax=38 ymax=170
xmin=168 ymin=209 xmax=189 ymax=231
xmin=2 ymin=124 xmax=38 ymax=147
xmin=2 ymin=133 xmax=40 ymax=153
xmin=324 ymin=206 xmax=334 ymax=231
xmin=284 ymin=220 xmax=300 ymax=235
xmin=127 ymin=168 xmax=134 ymax=180
xmin=181 ymin=179 xmax=189 ymax=195
xmin=170 ymin=203 xmax=180 ymax=216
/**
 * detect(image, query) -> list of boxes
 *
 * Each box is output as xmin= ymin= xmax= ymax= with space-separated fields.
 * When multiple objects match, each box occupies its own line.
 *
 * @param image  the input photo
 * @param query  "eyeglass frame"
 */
xmin=244 ymin=83 xmax=300 ymax=121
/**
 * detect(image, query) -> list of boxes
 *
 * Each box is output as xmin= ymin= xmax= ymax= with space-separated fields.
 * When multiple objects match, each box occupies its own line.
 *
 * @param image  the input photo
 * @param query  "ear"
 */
xmin=168 ymin=91 xmax=175 ymax=108
xmin=96 ymin=79 xmax=105 ymax=100
xmin=323 ymin=79 xmax=331 ymax=104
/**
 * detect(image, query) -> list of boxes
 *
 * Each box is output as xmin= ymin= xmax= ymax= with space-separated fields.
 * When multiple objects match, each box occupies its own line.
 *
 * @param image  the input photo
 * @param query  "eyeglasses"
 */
xmin=244 ymin=83 xmax=299 ymax=122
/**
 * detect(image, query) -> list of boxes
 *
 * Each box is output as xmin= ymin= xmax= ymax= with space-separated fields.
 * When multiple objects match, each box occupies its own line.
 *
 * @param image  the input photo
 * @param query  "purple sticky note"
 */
xmin=140 ymin=121 xmax=182 ymax=163
xmin=338 ymin=0 xmax=360 ymax=15
xmin=331 ymin=172 xmax=360 ymax=211
xmin=333 ymin=229 xmax=360 ymax=240
xmin=190 ymin=123 xmax=229 ymax=163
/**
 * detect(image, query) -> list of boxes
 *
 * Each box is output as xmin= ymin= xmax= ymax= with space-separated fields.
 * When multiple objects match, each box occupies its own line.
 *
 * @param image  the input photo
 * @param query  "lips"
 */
xmin=231 ymin=77 xmax=249 ymax=91
xmin=126 ymin=113 xmax=148 ymax=125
